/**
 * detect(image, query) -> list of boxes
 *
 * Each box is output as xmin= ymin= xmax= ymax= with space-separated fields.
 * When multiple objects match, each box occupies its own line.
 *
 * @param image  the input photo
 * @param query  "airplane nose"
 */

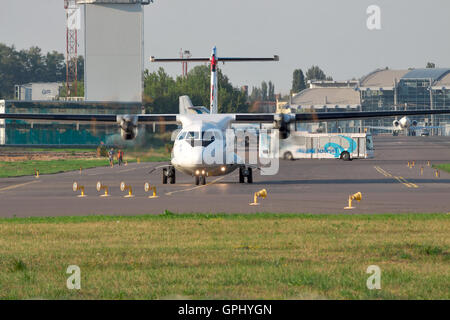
xmin=190 ymin=148 xmax=203 ymax=165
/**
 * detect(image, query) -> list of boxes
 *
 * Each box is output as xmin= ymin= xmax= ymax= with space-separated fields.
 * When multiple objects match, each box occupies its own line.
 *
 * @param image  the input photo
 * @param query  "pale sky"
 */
xmin=1 ymin=0 xmax=450 ymax=94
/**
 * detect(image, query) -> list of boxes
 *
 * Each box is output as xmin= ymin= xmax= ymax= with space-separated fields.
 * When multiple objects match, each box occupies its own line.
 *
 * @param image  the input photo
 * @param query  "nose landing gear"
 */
xmin=162 ymin=166 xmax=176 ymax=184
xmin=195 ymin=175 xmax=206 ymax=186
xmin=194 ymin=170 xmax=207 ymax=185
xmin=239 ymin=166 xmax=253 ymax=184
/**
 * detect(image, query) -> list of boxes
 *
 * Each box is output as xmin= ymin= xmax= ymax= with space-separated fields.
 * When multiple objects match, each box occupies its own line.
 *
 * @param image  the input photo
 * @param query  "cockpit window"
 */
xmin=177 ymin=132 xmax=186 ymax=140
xmin=183 ymin=131 xmax=219 ymax=147
xmin=202 ymin=132 xmax=215 ymax=147
xmin=186 ymin=131 xmax=199 ymax=140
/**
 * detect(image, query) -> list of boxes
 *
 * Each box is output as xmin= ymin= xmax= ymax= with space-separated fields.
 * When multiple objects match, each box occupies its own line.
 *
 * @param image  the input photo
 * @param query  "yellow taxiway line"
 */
xmin=0 ymin=180 xmax=40 ymax=193
xmin=374 ymin=166 xmax=418 ymax=188
xmin=165 ymin=176 xmax=227 ymax=196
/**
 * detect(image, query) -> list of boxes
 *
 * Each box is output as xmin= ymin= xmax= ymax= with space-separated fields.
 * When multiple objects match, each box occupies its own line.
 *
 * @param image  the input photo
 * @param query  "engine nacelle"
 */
xmin=393 ymin=120 xmax=400 ymax=128
xmin=273 ymin=114 xmax=294 ymax=139
xmin=117 ymin=115 xmax=138 ymax=140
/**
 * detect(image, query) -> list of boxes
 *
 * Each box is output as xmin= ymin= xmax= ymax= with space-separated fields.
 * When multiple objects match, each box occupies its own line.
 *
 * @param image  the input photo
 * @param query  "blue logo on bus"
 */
xmin=297 ymin=135 xmax=357 ymax=158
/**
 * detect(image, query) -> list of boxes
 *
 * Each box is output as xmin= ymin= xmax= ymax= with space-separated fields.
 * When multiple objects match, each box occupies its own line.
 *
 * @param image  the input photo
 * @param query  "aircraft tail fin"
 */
xmin=179 ymin=95 xmax=209 ymax=115
xmin=179 ymin=95 xmax=194 ymax=114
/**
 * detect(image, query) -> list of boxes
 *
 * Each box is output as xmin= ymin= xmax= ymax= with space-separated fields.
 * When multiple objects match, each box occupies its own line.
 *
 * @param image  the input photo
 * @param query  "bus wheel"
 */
xmin=341 ymin=151 xmax=351 ymax=161
xmin=284 ymin=152 xmax=294 ymax=160
xmin=247 ymin=168 xmax=253 ymax=184
xmin=239 ymin=167 xmax=245 ymax=183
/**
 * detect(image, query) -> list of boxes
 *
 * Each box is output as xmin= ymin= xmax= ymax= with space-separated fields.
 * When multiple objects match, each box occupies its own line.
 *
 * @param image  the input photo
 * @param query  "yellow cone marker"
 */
xmin=96 ymin=181 xmax=110 ymax=197
xmin=120 ymin=181 xmax=134 ymax=198
xmin=144 ymin=182 xmax=159 ymax=199
xmin=73 ymin=182 xmax=86 ymax=197
xmin=250 ymin=189 xmax=267 ymax=206
xmin=344 ymin=192 xmax=362 ymax=210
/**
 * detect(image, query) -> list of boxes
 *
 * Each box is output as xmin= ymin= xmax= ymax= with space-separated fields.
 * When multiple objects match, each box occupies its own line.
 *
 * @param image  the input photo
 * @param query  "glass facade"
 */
xmin=360 ymin=70 xmax=450 ymax=135
xmin=2 ymin=101 xmax=142 ymax=145
xmin=293 ymin=69 xmax=450 ymax=135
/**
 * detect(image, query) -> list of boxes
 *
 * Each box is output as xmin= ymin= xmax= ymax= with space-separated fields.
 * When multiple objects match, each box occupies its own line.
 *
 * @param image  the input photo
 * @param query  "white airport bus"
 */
xmin=260 ymin=132 xmax=374 ymax=161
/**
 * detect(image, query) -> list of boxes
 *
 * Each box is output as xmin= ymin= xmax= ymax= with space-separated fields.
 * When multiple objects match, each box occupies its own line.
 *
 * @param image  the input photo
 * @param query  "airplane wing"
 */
xmin=2 ymin=109 xmax=450 ymax=124
xmin=0 ymin=113 xmax=179 ymax=124
xmin=233 ymin=109 xmax=450 ymax=123
xmin=365 ymin=126 xmax=395 ymax=131
xmin=411 ymin=126 xmax=443 ymax=130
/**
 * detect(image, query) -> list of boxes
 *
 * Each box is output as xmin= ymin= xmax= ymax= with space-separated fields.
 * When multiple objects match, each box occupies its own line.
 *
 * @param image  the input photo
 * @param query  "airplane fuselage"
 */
xmin=171 ymin=115 xmax=243 ymax=178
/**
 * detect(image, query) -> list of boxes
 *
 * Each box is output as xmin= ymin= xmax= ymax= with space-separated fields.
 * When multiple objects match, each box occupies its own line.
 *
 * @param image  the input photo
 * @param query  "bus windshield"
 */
xmin=366 ymin=135 xmax=374 ymax=150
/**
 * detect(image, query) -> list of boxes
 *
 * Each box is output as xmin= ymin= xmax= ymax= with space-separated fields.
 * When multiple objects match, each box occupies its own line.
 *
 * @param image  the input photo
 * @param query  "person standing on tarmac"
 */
xmin=108 ymin=148 xmax=115 ymax=167
xmin=118 ymin=149 xmax=124 ymax=166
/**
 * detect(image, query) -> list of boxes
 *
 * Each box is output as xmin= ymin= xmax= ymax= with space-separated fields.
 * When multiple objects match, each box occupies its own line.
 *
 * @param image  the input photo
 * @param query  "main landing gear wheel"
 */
xmin=163 ymin=166 xmax=176 ymax=184
xmin=239 ymin=167 xmax=245 ymax=183
xmin=239 ymin=167 xmax=253 ymax=184
xmin=162 ymin=168 xmax=168 ymax=184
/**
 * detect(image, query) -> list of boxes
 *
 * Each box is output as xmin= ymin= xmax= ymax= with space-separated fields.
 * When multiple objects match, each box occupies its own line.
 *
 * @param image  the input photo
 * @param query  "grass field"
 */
xmin=434 ymin=163 xmax=450 ymax=174
xmin=0 ymin=159 xmax=111 ymax=178
xmin=0 ymin=213 xmax=448 ymax=300
xmin=0 ymin=155 xmax=169 ymax=178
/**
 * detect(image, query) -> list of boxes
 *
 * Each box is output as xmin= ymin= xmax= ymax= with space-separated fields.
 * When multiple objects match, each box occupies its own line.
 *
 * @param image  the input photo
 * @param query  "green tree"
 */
xmin=261 ymin=81 xmax=268 ymax=101
xmin=43 ymin=51 xmax=65 ymax=82
xmin=305 ymin=65 xmax=332 ymax=82
xmin=0 ymin=44 xmax=24 ymax=98
xmin=249 ymin=87 xmax=261 ymax=102
xmin=143 ymin=65 xmax=249 ymax=114
xmin=59 ymin=81 xmax=84 ymax=98
xmin=291 ymin=69 xmax=306 ymax=93
xmin=0 ymin=43 xmax=83 ymax=99
xmin=268 ymin=81 xmax=275 ymax=101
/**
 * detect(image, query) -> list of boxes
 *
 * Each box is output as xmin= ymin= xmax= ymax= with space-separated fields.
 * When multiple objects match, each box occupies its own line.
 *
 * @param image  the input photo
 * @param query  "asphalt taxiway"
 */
xmin=1 ymin=136 xmax=450 ymax=217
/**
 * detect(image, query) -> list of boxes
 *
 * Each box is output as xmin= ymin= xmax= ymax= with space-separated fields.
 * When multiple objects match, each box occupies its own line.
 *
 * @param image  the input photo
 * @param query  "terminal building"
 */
xmin=290 ymin=68 xmax=450 ymax=135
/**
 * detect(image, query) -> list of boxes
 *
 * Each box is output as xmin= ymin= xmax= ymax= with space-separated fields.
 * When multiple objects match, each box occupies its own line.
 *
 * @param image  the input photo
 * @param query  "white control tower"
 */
xmin=77 ymin=0 xmax=151 ymax=103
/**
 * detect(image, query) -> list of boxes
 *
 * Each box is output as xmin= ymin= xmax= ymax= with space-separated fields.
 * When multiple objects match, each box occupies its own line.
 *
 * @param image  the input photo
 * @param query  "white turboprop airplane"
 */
xmin=2 ymin=47 xmax=450 ymax=185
